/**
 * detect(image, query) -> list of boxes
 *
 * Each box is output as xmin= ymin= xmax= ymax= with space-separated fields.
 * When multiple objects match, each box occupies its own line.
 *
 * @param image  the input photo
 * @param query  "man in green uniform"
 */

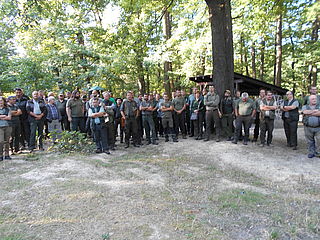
xmin=161 ymin=93 xmax=178 ymax=142
xmin=140 ymin=94 xmax=158 ymax=145
xmin=173 ymin=90 xmax=187 ymax=139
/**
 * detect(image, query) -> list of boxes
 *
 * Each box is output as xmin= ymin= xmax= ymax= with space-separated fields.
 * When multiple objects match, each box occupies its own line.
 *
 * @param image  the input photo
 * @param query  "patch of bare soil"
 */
xmin=0 ymin=127 xmax=319 ymax=240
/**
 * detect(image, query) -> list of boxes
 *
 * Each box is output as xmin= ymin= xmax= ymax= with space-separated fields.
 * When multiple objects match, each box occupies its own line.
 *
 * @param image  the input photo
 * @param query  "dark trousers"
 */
xmin=71 ymin=117 xmax=85 ymax=132
xmin=234 ymin=115 xmax=252 ymax=142
xmin=304 ymin=126 xmax=320 ymax=155
xmin=174 ymin=112 xmax=186 ymax=137
xmin=106 ymin=121 xmax=115 ymax=148
xmin=192 ymin=111 xmax=205 ymax=138
xmin=61 ymin=116 xmax=70 ymax=131
xmin=10 ymin=122 xmax=21 ymax=152
xmin=156 ymin=117 xmax=164 ymax=136
xmin=20 ymin=119 xmax=30 ymax=148
xmin=185 ymin=109 xmax=191 ymax=134
xmin=221 ymin=114 xmax=234 ymax=138
xmin=143 ymin=115 xmax=156 ymax=143
xmin=29 ymin=118 xmax=45 ymax=150
xmin=125 ymin=117 xmax=138 ymax=145
xmin=253 ymin=113 xmax=260 ymax=140
xmin=205 ymin=110 xmax=221 ymax=139
xmin=283 ymin=118 xmax=298 ymax=147
xmin=92 ymin=124 xmax=109 ymax=151
xmin=136 ymin=115 xmax=143 ymax=143
xmin=114 ymin=118 xmax=124 ymax=142
xmin=260 ymin=117 xmax=274 ymax=144
xmin=190 ymin=111 xmax=195 ymax=136
xmin=162 ymin=118 xmax=175 ymax=140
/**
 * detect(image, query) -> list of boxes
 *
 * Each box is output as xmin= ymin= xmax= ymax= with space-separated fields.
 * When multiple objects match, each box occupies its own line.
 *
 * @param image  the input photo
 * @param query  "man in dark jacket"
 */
xmin=15 ymin=88 xmax=30 ymax=149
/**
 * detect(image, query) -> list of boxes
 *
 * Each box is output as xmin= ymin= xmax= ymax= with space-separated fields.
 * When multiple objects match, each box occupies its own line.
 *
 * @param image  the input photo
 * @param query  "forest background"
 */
xmin=0 ymin=0 xmax=319 ymax=97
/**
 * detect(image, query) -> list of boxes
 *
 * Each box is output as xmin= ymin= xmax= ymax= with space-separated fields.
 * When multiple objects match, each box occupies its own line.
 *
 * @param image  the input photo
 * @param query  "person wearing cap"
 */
xmin=26 ymin=91 xmax=47 ymax=152
xmin=46 ymin=96 xmax=62 ymax=143
xmin=220 ymin=90 xmax=234 ymax=141
xmin=204 ymin=85 xmax=221 ymax=142
xmin=66 ymin=90 xmax=85 ymax=132
xmin=7 ymin=96 xmax=22 ymax=153
xmin=56 ymin=92 xmax=70 ymax=131
xmin=232 ymin=92 xmax=256 ymax=145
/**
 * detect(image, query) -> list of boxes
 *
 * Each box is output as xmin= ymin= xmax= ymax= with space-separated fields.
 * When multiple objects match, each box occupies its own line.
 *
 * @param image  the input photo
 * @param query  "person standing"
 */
xmin=303 ymin=86 xmax=320 ymax=105
xmin=46 ymin=96 xmax=62 ymax=143
xmin=114 ymin=98 xmax=124 ymax=143
xmin=121 ymin=91 xmax=139 ymax=148
xmin=173 ymin=90 xmax=187 ymax=139
xmin=102 ymin=92 xmax=116 ymax=150
xmin=259 ymin=91 xmax=277 ymax=147
xmin=66 ymin=90 xmax=85 ymax=132
xmin=140 ymin=94 xmax=158 ymax=145
xmin=88 ymin=98 xmax=110 ymax=154
xmin=188 ymin=88 xmax=197 ymax=137
xmin=220 ymin=90 xmax=234 ymax=141
xmin=191 ymin=91 xmax=205 ymax=140
xmin=56 ymin=92 xmax=70 ymax=131
xmin=0 ymin=97 xmax=12 ymax=160
xmin=15 ymin=88 xmax=30 ymax=149
xmin=161 ymin=93 xmax=178 ymax=142
xmin=26 ymin=91 xmax=47 ymax=152
xmin=232 ymin=92 xmax=256 ymax=145
xmin=280 ymin=91 xmax=299 ymax=150
xmin=204 ymin=85 xmax=221 ymax=142
xmin=155 ymin=93 xmax=164 ymax=138
xmin=253 ymin=89 xmax=266 ymax=142
xmin=181 ymin=90 xmax=190 ymax=135
xmin=7 ymin=96 xmax=22 ymax=154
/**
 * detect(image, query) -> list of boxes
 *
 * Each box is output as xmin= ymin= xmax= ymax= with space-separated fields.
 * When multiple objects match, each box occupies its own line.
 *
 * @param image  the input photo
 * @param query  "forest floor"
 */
xmin=0 ymin=127 xmax=319 ymax=240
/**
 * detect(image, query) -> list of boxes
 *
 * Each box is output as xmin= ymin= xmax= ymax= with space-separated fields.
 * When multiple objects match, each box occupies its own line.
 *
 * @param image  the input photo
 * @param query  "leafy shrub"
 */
xmin=50 ymin=131 xmax=95 ymax=154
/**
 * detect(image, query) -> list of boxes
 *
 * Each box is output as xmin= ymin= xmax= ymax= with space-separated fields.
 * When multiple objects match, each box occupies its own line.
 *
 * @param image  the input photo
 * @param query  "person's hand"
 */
xmin=68 ymin=117 xmax=72 ymax=122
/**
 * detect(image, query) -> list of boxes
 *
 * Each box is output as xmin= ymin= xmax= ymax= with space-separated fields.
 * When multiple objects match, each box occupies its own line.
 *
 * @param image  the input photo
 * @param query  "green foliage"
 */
xmin=50 ymin=131 xmax=95 ymax=154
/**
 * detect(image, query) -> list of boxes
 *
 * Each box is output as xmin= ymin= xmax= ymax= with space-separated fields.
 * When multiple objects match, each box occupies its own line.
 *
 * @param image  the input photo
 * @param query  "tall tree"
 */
xmin=163 ymin=9 xmax=173 ymax=94
xmin=205 ymin=0 xmax=234 ymax=96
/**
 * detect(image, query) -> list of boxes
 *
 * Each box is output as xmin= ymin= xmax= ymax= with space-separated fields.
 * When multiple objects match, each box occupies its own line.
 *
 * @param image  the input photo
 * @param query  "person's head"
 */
xmin=0 ymin=97 xmax=7 ymax=107
xmin=209 ymin=85 xmax=215 ymax=93
xmin=259 ymin=89 xmax=266 ymax=98
xmin=138 ymin=94 xmax=143 ymax=100
xmin=224 ymin=90 xmax=231 ymax=97
xmin=58 ymin=93 xmax=65 ymax=100
xmin=181 ymin=90 xmax=186 ymax=97
xmin=48 ymin=92 xmax=55 ymax=97
xmin=309 ymin=95 xmax=317 ymax=106
xmin=143 ymin=93 xmax=149 ymax=101
xmin=8 ymin=96 xmax=16 ymax=105
xmin=286 ymin=91 xmax=294 ymax=100
xmin=48 ymin=96 xmax=55 ymax=104
xmin=127 ymin=91 xmax=133 ymax=101
xmin=116 ymin=98 xmax=122 ymax=105
xmin=163 ymin=93 xmax=169 ymax=101
xmin=72 ymin=90 xmax=80 ymax=99
xmin=266 ymin=91 xmax=273 ymax=101
xmin=103 ymin=91 xmax=110 ymax=100
xmin=195 ymin=90 xmax=200 ymax=99
xmin=66 ymin=91 xmax=72 ymax=99
xmin=38 ymin=90 xmax=45 ymax=98
xmin=92 ymin=90 xmax=98 ymax=97
xmin=241 ymin=92 xmax=249 ymax=102
xmin=15 ymin=88 xmax=23 ymax=98
xmin=155 ymin=93 xmax=161 ymax=101
xmin=236 ymin=90 xmax=241 ymax=98
xmin=149 ymin=94 xmax=154 ymax=100
xmin=202 ymin=88 xmax=207 ymax=95
xmin=32 ymin=91 xmax=39 ymax=100
xmin=82 ymin=95 xmax=87 ymax=102
xmin=92 ymin=97 xmax=100 ymax=107
xmin=176 ymin=90 xmax=181 ymax=97
xmin=310 ymin=86 xmax=317 ymax=95
xmin=192 ymin=88 xmax=197 ymax=94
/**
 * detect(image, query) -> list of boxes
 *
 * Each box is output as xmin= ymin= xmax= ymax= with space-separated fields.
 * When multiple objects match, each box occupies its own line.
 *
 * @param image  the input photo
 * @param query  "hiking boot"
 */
xmin=4 ymin=156 xmax=12 ymax=160
xmin=95 ymin=149 xmax=102 ymax=154
xmin=232 ymin=140 xmax=237 ymax=144
xmin=104 ymin=150 xmax=111 ymax=155
xmin=258 ymin=143 xmax=265 ymax=147
xmin=133 ymin=144 xmax=140 ymax=148
xmin=182 ymin=135 xmax=187 ymax=139
xmin=203 ymin=138 xmax=209 ymax=142
xmin=125 ymin=144 xmax=129 ymax=148
xmin=243 ymin=141 xmax=248 ymax=145
xmin=308 ymin=153 xmax=315 ymax=158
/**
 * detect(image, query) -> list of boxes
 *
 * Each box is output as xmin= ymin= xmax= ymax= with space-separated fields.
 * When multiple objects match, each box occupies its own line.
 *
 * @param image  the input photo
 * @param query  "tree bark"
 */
xmin=259 ymin=40 xmax=265 ymax=81
xmin=251 ymin=43 xmax=256 ymax=79
xmin=205 ymin=0 xmax=234 ymax=96
xmin=163 ymin=10 xmax=172 ymax=94
xmin=274 ymin=13 xmax=282 ymax=86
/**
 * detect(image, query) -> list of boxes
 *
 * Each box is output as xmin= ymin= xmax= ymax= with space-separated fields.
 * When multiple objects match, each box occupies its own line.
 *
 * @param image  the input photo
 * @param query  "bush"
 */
xmin=50 ymin=131 xmax=95 ymax=154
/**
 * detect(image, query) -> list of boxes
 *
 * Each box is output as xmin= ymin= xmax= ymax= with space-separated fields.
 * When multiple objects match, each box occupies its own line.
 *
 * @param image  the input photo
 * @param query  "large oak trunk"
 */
xmin=205 ymin=0 xmax=234 ymax=96
xmin=274 ymin=13 xmax=282 ymax=86
xmin=163 ymin=10 xmax=173 ymax=94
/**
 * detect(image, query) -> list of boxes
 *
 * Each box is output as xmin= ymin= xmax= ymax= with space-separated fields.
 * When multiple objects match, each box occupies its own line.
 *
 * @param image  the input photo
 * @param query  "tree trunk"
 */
xmin=163 ymin=10 xmax=172 ymax=94
xmin=137 ymin=58 xmax=145 ymax=94
xmin=259 ymin=40 xmax=265 ymax=81
xmin=274 ymin=13 xmax=282 ymax=86
xmin=240 ymin=34 xmax=244 ymax=74
xmin=205 ymin=0 xmax=234 ymax=96
xmin=310 ymin=15 xmax=319 ymax=87
xmin=251 ymin=43 xmax=256 ymax=79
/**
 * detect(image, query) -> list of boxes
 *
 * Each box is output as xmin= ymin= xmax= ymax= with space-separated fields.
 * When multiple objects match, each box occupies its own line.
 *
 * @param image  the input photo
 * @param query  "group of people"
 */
xmin=0 ymin=85 xmax=320 ymax=160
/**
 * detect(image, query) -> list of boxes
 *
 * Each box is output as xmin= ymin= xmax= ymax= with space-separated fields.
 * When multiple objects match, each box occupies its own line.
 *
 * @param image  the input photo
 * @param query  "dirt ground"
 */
xmin=0 ymin=127 xmax=319 ymax=240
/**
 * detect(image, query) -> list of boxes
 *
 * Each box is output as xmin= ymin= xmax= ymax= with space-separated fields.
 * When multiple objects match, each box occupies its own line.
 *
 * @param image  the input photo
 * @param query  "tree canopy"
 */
xmin=0 ymin=0 xmax=319 ymax=96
